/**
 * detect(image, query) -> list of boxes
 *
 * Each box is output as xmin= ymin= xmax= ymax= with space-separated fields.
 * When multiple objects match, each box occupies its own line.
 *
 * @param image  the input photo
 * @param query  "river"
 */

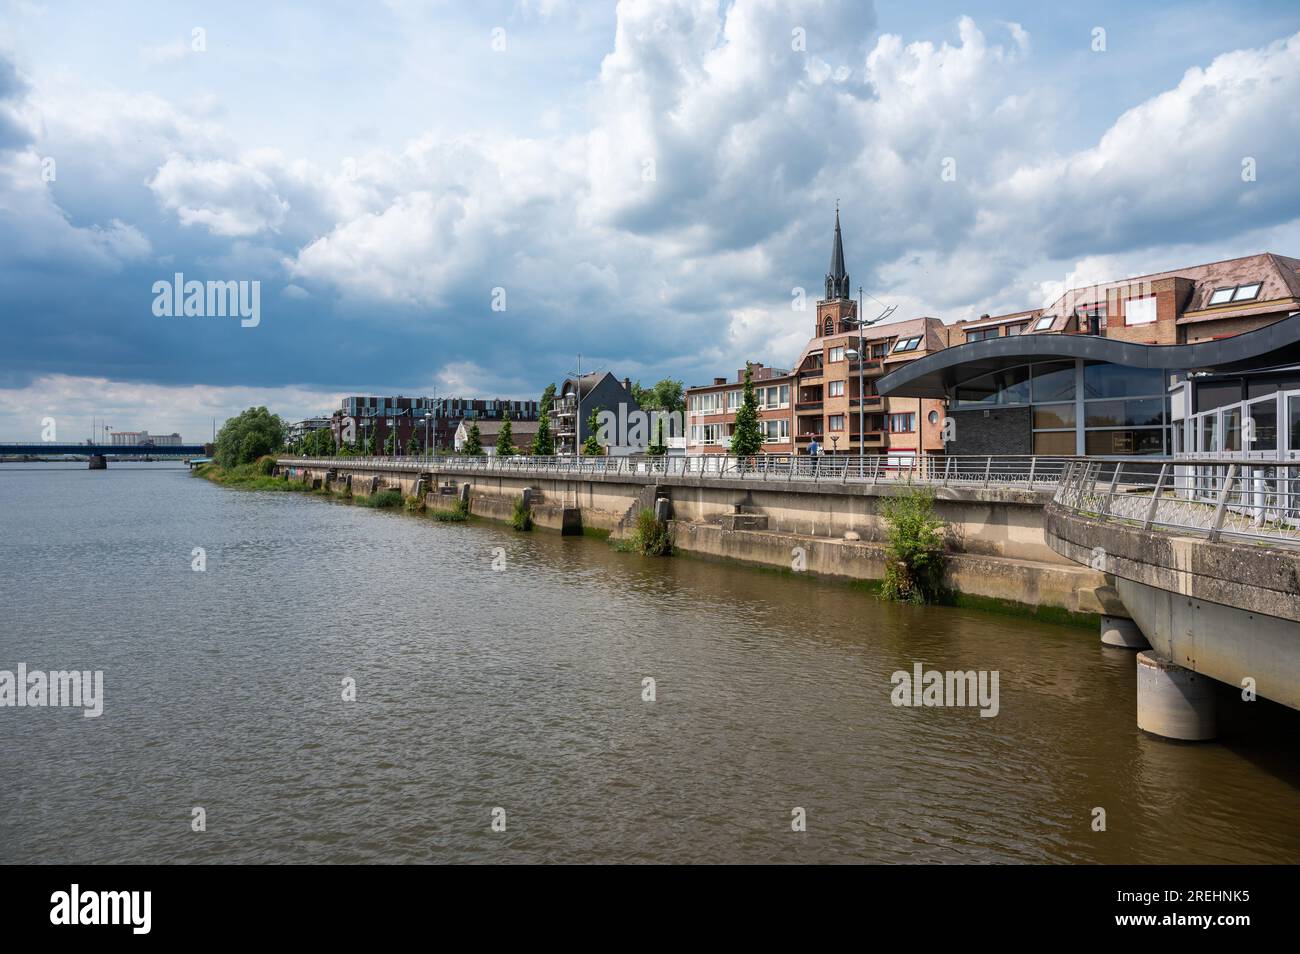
xmin=2 ymin=461 xmax=1298 ymax=863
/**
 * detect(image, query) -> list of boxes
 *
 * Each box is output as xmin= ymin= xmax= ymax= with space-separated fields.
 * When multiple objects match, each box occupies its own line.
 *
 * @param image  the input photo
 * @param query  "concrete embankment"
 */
xmin=274 ymin=458 xmax=1115 ymax=618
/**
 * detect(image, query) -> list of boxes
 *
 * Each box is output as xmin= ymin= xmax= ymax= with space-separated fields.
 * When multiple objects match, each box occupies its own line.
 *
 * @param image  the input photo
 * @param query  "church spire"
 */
xmin=825 ymin=207 xmax=850 ymax=300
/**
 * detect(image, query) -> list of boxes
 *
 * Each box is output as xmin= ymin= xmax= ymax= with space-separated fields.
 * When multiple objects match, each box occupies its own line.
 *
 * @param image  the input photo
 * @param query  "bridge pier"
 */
xmin=87 ymin=454 xmax=107 ymax=470
xmin=1100 ymin=614 xmax=1149 ymax=649
xmin=1136 ymin=651 xmax=1217 ymax=742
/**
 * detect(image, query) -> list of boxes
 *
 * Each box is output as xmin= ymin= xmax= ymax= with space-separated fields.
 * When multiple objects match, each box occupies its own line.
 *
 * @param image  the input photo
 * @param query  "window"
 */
xmin=1031 ymin=361 xmax=1076 ymax=402
xmin=1033 ymin=404 xmax=1076 ymax=429
xmin=1033 ymin=315 xmax=1056 ymax=331
xmin=888 ymin=413 xmax=914 ymax=433
xmin=1247 ymin=398 xmax=1277 ymax=450
xmin=966 ymin=328 xmax=999 ymax=342
xmin=1125 ymin=297 xmax=1157 ymax=326
xmin=927 ymin=410 xmax=940 ymax=424
xmin=829 ymin=346 xmax=845 ymax=362
xmin=829 ymin=415 xmax=845 ymax=431
xmin=828 ymin=380 xmax=845 ymax=398
xmin=760 ymin=419 xmax=790 ymax=441
xmin=1083 ymin=363 xmax=1163 ymax=400
xmin=893 ymin=336 xmax=923 ymax=353
xmin=1007 ymin=323 xmax=1026 ymax=335
xmin=956 ymin=364 xmax=1031 ymax=405
xmin=871 ymin=343 xmax=887 ymax=358
xmin=1209 ymin=283 xmax=1262 ymax=305
xmin=727 ymin=390 xmax=742 ymax=411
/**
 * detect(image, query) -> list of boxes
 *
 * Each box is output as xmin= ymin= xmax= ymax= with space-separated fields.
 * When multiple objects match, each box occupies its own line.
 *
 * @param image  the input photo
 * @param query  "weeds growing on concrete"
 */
xmin=880 ymin=488 xmax=946 ymax=604
xmin=618 ymin=508 xmax=672 ymax=556
xmin=510 ymin=497 xmax=533 ymax=531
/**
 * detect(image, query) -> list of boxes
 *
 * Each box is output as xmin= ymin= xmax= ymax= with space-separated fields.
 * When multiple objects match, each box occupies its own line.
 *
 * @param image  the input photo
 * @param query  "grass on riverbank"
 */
xmin=192 ymin=457 xmax=308 ymax=491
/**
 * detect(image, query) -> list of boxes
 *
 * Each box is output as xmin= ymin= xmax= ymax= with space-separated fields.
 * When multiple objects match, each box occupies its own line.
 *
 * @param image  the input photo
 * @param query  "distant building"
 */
xmin=453 ymin=418 xmax=541 ymax=456
xmin=550 ymin=373 xmax=643 ymax=455
xmin=687 ymin=363 xmax=794 ymax=455
xmin=337 ymin=395 xmax=539 ymax=452
xmin=110 ymin=430 xmax=183 ymax=446
xmin=286 ymin=418 xmax=333 ymax=445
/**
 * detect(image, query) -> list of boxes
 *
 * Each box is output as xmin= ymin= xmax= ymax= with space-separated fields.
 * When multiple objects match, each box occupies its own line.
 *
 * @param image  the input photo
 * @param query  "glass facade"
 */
xmin=954 ymin=359 xmax=1169 ymax=456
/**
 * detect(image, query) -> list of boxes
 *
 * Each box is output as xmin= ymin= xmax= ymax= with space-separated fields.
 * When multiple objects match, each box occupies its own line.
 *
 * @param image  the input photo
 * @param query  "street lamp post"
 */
xmin=844 ymin=287 xmax=896 ymax=478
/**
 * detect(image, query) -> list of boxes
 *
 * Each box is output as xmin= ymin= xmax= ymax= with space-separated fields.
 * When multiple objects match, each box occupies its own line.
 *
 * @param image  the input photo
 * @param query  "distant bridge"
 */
xmin=0 ymin=443 xmax=208 ymax=457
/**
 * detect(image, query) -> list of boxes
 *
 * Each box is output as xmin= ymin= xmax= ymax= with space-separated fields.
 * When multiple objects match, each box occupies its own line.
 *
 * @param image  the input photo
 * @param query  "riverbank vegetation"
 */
xmin=510 ymin=496 xmax=533 ymax=531
xmin=617 ymin=509 xmax=672 ymax=556
xmin=192 ymin=456 xmax=305 ymax=491
xmin=879 ymin=489 xmax=947 ymax=604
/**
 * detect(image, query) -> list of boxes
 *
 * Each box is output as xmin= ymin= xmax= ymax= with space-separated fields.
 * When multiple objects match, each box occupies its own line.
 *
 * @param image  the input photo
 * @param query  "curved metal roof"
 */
xmin=877 ymin=314 xmax=1300 ymax=398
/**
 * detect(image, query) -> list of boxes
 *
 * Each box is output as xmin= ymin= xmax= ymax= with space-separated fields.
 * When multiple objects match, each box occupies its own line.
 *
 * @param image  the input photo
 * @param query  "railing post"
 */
xmin=943 ymin=456 xmax=952 ymax=487
xmin=1209 ymin=463 xmax=1239 ymax=542
xmin=1027 ymin=457 xmax=1036 ymax=490
xmin=1142 ymin=463 xmax=1170 ymax=530
xmin=983 ymin=456 xmax=992 ymax=488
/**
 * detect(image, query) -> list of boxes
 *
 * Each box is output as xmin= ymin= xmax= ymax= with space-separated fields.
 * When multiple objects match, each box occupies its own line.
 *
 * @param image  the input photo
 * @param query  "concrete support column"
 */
xmin=1101 ymin=614 xmax=1149 ymax=649
xmin=88 ymin=455 xmax=107 ymax=470
xmin=1136 ymin=651 xmax=1217 ymax=741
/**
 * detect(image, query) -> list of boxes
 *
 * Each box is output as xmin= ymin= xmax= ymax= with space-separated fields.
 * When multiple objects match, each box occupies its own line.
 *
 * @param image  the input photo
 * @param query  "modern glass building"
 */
xmin=878 ymin=314 xmax=1300 ymax=460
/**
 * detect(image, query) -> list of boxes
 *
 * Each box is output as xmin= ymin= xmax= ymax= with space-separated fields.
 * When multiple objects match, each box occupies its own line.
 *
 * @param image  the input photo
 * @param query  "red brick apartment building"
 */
xmin=686 ymin=212 xmax=948 ymax=461
xmin=687 ymin=218 xmax=1300 ymax=461
xmin=944 ymin=253 xmax=1300 ymax=347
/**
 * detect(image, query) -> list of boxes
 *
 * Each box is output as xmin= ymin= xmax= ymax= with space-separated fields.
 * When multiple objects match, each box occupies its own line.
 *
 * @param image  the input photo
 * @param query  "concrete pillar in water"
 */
xmin=1101 ymin=614 xmax=1149 ymax=649
xmin=459 ymin=483 xmax=470 ymax=505
xmin=1136 ymin=651 xmax=1217 ymax=741
xmin=522 ymin=487 xmax=533 ymax=508
xmin=654 ymin=497 xmax=672 ymax=522
xmin=87 ymin=455 xmax=107 ymax=470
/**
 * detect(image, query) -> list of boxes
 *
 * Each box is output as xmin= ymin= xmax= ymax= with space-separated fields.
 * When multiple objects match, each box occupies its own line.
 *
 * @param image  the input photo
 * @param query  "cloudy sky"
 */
xmin=2 ymin=0 xmax=1299 ymax=442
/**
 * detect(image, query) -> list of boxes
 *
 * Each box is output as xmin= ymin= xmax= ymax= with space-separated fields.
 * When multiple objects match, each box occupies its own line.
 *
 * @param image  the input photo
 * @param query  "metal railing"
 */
xmin=1053 ymin=458 xmax=1300 ymax=546
xmin=279 ymin=453 xmax=1079 ymax=490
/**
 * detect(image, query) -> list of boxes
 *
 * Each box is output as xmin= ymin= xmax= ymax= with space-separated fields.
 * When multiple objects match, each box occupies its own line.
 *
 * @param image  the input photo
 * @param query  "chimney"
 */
xmin=979 ymin=313 xmax=990 ymax=320
xmin=714 ymin=377 xmax=726 ymax=386
xmin=622 ymin=377 xmax=631 ymax=392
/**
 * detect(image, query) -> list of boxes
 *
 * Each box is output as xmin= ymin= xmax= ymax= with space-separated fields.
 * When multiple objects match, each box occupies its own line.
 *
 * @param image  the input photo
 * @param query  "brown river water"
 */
xmin=1 ymin=462 xmax=1298 ymax=863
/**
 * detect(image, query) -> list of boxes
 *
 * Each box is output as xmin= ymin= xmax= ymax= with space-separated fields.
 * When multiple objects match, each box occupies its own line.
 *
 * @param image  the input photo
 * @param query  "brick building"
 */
xmin=685 ymin=211 xmax=949 ymax=461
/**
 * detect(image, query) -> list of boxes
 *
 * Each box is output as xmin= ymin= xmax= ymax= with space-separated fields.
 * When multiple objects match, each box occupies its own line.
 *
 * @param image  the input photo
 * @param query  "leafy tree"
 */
xmin=582 ymin=406 xmax=603 ymax=456
xmin=496 ymin=411 xmax=515 ymax=457
xmin=647 ymin=416 xmax=667 ymax=456
xmin=633 ymin=378 xmax=685 ymax=415
xmin=531 ymin=408 xmax=554 ymax=456
xmin=463 ymin=421 xmax=484 ymax=456
xmin=407 ymin=433 xmax=421 ymax=455
xmin=729 ymin=365 xmax=764 ymax=456
xmin=215 ymin=406 xmax=285 ymax=469
xmin=360 ymin=435 xmax=375 ymax=456
xmin=384 ymin=429 xmax=399 ymax=456
xmin=539 ymin=383 xmax=556 ymax=415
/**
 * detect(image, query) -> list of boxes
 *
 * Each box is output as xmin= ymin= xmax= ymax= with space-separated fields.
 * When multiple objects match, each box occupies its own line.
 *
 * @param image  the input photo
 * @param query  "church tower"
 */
xmin=816 ymin=208 xmax=857 ymax=337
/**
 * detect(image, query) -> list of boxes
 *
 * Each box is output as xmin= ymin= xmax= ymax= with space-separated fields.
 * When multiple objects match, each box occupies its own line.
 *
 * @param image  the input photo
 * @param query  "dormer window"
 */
xmin=1033 ymin=315 xmax=1056 ymax=331
xmin=892 ymin=336 xmax=923 ymax=353
xmin=1209 ymin=282 xmax=1262 ymax=305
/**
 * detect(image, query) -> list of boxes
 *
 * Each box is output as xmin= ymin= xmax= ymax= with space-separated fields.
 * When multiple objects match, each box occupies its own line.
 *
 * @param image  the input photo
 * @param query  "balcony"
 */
xmin=798 ymin=367 xmax=824 ymax=379
xmin=850 ymin=395 xmax=883 ymax=409
xmin=795 ymin=400 xmax=824 ymax=413
xmin=848 ymin=359 xmax=883 ymax=374
xmin=794 ymin=432 xmax=824 ymax=443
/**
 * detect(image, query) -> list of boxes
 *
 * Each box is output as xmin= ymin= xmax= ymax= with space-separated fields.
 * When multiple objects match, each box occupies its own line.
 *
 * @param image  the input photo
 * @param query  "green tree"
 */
xmin=647 ymin=416 xmax=667 ymax=456
xmin=496 ymin=411 xmax=515 ymax=456
xmin=632 ymin=378 xmax=685 ymax=415
xmin=539 ymin=383 xmax=556 ymax=415
xmin=406 ymin=433 xmax=421 ymax=455
xmin=582 ymin=406 xmax=603 ymax=456
xmin=464 ymin=421 xmax=484 ymax=456
xmin=729 ymin=365 xmax=764 ymax=456
xmin=384 ymin=429 xmax=399 ymax=455
xmin=531 ymin=408 xmax=554 ymax=455
xmin=214 ymin=406 xmax=285 ymax=469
